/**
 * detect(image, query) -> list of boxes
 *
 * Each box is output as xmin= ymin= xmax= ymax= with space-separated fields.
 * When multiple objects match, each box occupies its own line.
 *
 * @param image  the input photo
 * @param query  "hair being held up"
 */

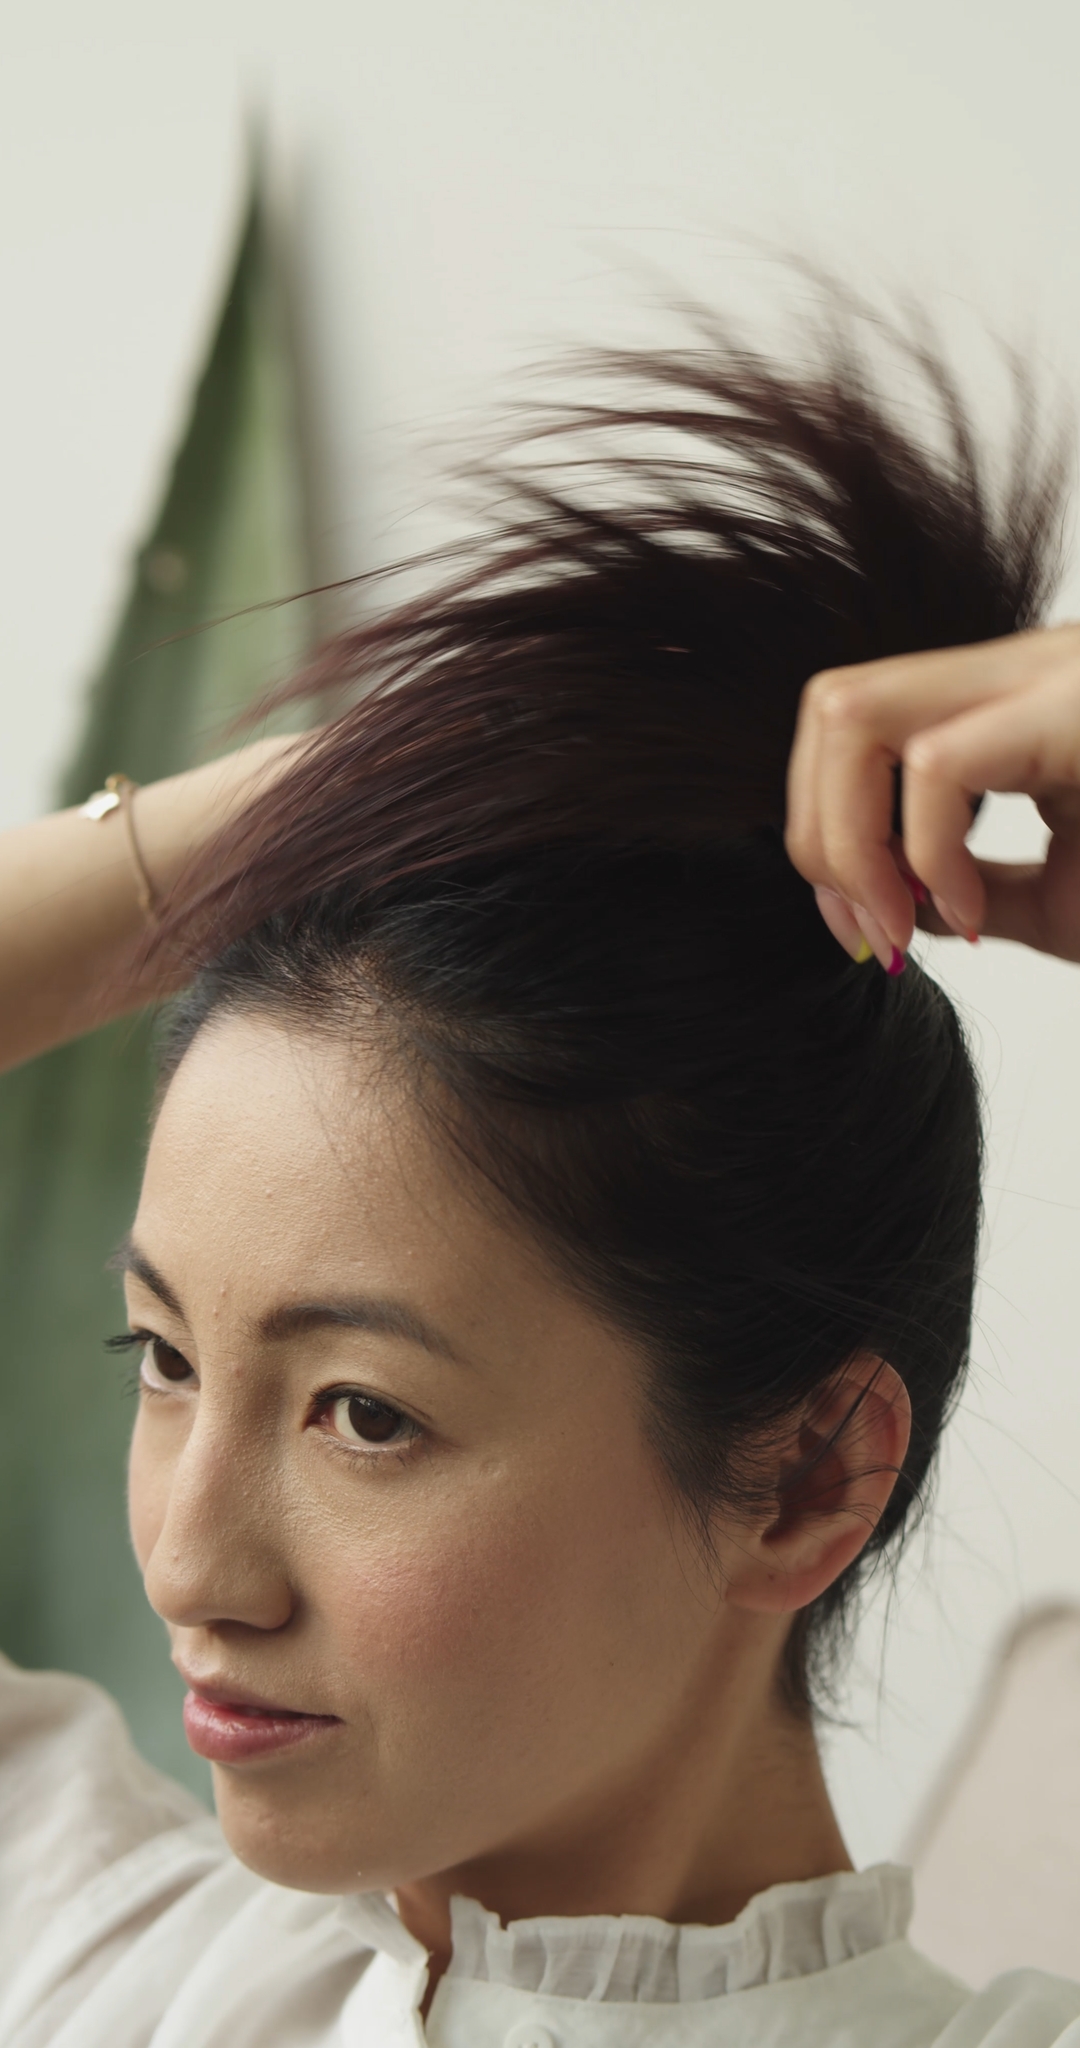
xmin=155 ymin=289 xmax=1069 ymax=1711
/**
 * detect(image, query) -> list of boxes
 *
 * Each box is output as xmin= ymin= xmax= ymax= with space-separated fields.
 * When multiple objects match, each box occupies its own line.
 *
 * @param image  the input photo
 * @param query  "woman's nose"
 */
xmin=139 ymin=1418 xmax=294 ymax=1633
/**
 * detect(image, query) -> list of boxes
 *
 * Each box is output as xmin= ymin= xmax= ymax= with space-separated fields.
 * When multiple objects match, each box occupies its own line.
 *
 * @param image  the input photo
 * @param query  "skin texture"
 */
xmin=126 ymin=1010 xmax=910 ymax=1972
xmin=0 ymin=736 xmax=304 ymax=1073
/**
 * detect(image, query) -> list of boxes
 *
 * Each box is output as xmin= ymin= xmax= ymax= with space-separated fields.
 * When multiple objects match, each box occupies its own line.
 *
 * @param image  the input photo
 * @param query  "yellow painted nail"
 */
xmin=854 ymin=938 xmax=873 ymax=964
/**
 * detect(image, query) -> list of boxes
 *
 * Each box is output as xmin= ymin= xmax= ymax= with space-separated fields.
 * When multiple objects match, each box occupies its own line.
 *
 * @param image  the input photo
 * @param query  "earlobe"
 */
xmin=725 ymin=1357 xmax=912 ymax=1617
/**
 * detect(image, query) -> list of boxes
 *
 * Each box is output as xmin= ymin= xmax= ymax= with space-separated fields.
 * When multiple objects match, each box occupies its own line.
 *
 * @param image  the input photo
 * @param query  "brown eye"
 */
xmin=141 ymin=1338 xmax=194 ymax=1387
xmin=330 ymin=1393 xmax=407 ymax=1446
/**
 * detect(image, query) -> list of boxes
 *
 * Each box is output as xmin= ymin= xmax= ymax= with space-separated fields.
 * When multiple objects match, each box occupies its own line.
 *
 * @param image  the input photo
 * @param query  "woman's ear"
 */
xmin=722 ymin=1356 xmax=912 ymax=1616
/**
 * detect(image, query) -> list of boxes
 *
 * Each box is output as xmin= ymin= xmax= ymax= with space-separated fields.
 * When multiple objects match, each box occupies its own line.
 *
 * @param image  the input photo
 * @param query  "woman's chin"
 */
xmin=212 ymin=1767 xmax=377 ymax=1894
xmin=210 ymin=1765 xmax=439 ymax=1898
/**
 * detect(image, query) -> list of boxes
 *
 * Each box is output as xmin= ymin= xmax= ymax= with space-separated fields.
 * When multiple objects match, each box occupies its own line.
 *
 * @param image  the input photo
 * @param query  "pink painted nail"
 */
xmin=887 ymin=947 xmax=906 ymax=976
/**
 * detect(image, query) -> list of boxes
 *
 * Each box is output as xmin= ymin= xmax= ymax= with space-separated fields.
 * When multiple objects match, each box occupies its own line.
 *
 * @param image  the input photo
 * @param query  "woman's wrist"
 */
xmin=0 ymin=733 xmax=313 ymax=1077
xmin=125 ymin=734 xmax=310 ymax=905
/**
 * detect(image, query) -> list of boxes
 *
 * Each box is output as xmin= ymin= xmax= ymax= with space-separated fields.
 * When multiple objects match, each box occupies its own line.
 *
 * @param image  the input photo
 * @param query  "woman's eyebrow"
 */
xmin=259 ymin=1297 xmax=465 ymax=1364
xmin=110 ymin=1235 xmax=184 ymax=1318
xmin=110 ymin=1236 xmax=464 ymax=1363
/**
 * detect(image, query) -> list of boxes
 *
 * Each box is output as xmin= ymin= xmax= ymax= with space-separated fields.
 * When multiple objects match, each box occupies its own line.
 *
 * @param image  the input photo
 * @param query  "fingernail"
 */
xmin=887 ymin=947 xmax=906 ymax=976
xmin=852 ymin=905 xmax=899 ymax=975
xmin=854 ymin=937 xmax=873 ymax=964
xmin=933 ymin=895 xmax=980 ymax=944
xmin=908 ymin=877 xmax=929 ymax=906
xmin=814 ymin=886 xmax=870 ymax=962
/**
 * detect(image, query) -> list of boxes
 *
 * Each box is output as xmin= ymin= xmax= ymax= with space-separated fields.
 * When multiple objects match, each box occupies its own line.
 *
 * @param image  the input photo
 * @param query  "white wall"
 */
xmin=5 ymin=0 xmax=1080 ymax=1870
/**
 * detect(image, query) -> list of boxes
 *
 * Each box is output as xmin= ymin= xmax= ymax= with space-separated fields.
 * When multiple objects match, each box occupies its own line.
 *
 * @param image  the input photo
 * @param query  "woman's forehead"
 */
xmin=137 ymin=1009 xmax=606 ymax=1370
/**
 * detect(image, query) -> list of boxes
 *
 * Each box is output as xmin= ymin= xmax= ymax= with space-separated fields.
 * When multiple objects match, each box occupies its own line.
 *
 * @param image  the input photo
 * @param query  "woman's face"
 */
xmin=127 ymin=1012 xmax=777 ymax=1897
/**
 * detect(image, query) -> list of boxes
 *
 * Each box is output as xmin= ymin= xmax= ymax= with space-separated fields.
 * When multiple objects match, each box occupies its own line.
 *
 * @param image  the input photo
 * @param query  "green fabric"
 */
xmin=0 ymin=185 xmax=312 ymax=1799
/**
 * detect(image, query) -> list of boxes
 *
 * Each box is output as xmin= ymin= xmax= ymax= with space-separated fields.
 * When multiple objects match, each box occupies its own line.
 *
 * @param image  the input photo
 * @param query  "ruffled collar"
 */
xmin=339 ymin=1865 xmax=912 ymax=2007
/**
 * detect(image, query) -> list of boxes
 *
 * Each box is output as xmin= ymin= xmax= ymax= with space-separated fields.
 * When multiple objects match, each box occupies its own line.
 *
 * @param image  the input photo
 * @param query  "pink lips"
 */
xmin=182 ymin=1688 xmax=342 ymax=1763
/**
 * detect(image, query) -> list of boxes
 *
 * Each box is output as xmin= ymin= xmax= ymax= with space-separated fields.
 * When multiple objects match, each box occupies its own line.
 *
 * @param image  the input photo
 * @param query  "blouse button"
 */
xmin=504 ymin=2025 xmax=557 ymax=2048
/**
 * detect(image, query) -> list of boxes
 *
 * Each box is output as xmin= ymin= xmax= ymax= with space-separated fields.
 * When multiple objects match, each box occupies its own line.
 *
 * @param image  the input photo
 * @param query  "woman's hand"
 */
xmin=785 ymin=624 xmax=1080 ymax=971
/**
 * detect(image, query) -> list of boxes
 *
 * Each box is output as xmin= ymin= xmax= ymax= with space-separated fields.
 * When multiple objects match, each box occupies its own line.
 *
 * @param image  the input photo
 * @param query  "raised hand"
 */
xmin=785 ymin=624 xmax=1080 ymax=971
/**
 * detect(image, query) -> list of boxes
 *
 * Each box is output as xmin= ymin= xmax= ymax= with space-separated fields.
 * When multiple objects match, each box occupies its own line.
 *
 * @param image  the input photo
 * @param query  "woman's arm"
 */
xmin=785 ymin=623 xmax=1080 ymax=971
xmin=0 ymin=736 xmax=305 ymax=1076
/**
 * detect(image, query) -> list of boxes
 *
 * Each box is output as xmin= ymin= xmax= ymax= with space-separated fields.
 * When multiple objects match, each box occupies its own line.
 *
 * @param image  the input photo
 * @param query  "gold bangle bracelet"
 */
xmin=79 ymin=773 xmax=161 ymax=922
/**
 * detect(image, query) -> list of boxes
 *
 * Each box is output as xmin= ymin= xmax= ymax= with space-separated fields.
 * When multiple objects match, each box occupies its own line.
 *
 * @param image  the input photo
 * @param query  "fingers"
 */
xmin=905 ymin=680 xmax=1080 ymax=810
xmin=814 ymin=887 xmax=898 ymax=969
xmin=813 ymin=887 xmax=864 ymax=956
xmin=786 ymin=661 xmax=929 ymax=966
xmin=813 ymin=684 xmax=919 ymax=959
xmin=899 ymin=682 xmax=1080 ymax=939
xmin=889 ymin=740 xmax=985 ymax=940
xmin=786 ymin=625 xmax=1080 ymax=968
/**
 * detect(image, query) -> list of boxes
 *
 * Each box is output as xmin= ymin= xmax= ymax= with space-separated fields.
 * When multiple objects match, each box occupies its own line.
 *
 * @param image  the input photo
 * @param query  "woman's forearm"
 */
xmin=0 ymin=736 xmax=305 ymax=1075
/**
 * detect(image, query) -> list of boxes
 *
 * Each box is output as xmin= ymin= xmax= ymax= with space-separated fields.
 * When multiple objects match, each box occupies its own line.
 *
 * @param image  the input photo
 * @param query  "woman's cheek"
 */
xmin=317 ymin=1454 xmax=648 ymax=1729
xmin=319 ymin=1494 xmax=553 ymax=1692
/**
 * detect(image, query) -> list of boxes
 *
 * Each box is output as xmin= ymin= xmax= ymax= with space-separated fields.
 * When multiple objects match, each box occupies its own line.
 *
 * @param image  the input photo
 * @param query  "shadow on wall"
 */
xmin=908 ymin=1605 xmax=1080 ymax=1985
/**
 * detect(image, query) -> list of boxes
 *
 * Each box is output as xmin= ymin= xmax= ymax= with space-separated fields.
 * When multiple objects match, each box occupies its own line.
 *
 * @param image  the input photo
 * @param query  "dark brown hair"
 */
xmin=157 ymin=299 xmax=1068 ymax=1711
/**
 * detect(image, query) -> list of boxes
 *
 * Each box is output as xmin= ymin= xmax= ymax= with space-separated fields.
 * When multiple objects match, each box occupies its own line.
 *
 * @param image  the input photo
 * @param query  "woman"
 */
xmin=3 ymin=313 xmax=1080 ymax=2048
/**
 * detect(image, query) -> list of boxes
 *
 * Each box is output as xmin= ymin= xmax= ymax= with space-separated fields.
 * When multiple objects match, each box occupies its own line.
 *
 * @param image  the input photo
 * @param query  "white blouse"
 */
xmin=3 ymin=1653 xmax=1080 ymax=2048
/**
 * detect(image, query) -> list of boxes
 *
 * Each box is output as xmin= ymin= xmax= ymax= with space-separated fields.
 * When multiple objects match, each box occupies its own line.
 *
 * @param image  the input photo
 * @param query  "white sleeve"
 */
xmin=0 ymin=1651 xmax=206 ymax=1987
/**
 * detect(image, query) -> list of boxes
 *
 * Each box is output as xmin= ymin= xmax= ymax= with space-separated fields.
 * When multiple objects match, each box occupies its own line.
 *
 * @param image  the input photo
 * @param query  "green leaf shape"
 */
xmin=0 ymin=178 xmax=313 ymax=1800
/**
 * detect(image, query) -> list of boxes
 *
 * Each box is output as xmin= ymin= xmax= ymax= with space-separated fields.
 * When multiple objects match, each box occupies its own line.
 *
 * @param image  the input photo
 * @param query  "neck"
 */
xmin=396 ymin=1632 xmax=851 ymax=1986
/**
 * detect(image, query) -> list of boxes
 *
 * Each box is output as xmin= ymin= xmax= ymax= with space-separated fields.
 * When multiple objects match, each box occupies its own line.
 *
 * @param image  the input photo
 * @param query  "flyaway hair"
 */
xmin=155 ymin=293 xmax=1071 ymax=1709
